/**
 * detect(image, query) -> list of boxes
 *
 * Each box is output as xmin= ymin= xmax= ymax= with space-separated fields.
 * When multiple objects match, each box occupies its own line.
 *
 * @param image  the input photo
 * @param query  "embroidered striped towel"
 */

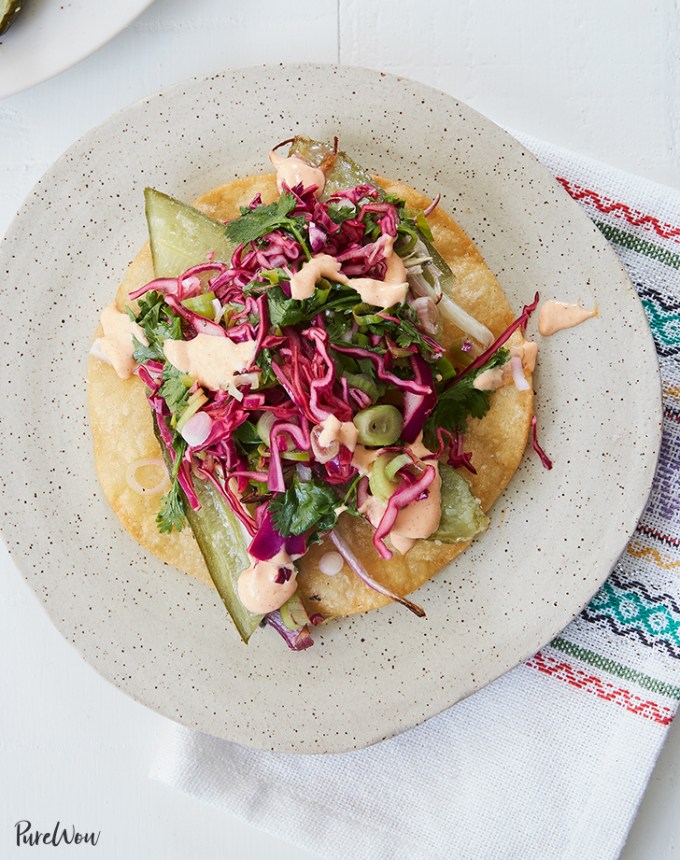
xmin=150 ymin=139 xmax=680 ymax=860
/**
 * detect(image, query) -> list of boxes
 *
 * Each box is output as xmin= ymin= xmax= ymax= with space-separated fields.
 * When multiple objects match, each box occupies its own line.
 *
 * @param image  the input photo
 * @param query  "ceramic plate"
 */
xmin=0 ymin=65 xmax=661 ymax=753
xmin=0 ymin=0 xmax=155 ymax=100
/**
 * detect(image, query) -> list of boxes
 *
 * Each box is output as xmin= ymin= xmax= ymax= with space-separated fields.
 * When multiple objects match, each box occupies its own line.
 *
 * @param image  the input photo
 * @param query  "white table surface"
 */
xmin=1 ymin=1 xmax=678 ymax=857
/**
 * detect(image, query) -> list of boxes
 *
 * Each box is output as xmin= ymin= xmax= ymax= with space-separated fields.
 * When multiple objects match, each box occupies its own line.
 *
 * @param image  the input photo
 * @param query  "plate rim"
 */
xmin=0 ymin=63 xmax=664 ymax=753
xmin=0 ymin=0 xmax=156 ymax=100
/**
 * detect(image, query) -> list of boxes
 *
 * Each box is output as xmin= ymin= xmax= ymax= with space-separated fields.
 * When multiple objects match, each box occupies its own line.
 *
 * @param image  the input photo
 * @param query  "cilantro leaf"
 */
xmin=156 ymin=434 xmax=188 ymax=534
xmin=232 ymin=420 xmax=261 ymax=451
xmin=347 ymin=303 xmax=440 ymax=360
xmin=132 ymin=335 xmax=163 ymax=365
xmin=156 ymin=481 xmax=187 ymax=534
xmin=325 ymin=306 xmax=354 ymax=341
xmin=326 ymin=199 xmax=357 ymax=224
xmin=269 ymin=475 xmax=341 ymax=537
xmin=158 ymin=365 xmax=192 ymax=415
xmin=423 ymin=348 xmax=510 ymax=446
xmin=427 ymin=378 xmax=491 ymax=435
xmin=266 ymin=282 xmax=357 ymax=327
xmin=132 ymin=291 xmax=182 ymax=364
xmin=394 ymin=316 xmax=439 ymax=357
xmin=225 ymin=191 xmax=306 ymax=246
xmin=254 ymin=347 xmax=278 ymax=388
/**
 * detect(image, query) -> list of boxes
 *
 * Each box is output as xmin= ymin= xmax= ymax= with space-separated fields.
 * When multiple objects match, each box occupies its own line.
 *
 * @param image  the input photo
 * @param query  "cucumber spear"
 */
xmin=145 ymin=188 xmax=262 ymax=642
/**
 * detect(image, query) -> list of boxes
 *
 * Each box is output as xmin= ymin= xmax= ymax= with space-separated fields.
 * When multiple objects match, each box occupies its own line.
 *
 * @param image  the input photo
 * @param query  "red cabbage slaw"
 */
xmin=129 ymin=165 xmax=546 ymax=649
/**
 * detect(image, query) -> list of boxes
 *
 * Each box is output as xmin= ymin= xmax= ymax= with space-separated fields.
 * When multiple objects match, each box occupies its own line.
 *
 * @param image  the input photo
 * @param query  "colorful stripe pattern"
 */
xmin=581 ymin=573 xmax=680 ymax=659
xmin=555 ymin=178 xmax=680 ymax=242
xmin=524 ymin=174 xmax=680 ymax=723
xmin=526 ymin=651 xmax=675 ymax=726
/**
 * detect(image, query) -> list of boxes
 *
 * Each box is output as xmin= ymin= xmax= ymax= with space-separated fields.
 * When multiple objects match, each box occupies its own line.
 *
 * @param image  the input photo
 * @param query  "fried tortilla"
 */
xmin=87 ymin=173 xmax=533 ymax=617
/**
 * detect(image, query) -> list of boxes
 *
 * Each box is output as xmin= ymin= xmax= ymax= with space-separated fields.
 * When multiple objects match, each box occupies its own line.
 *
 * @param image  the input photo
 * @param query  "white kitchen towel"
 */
xmin=151 ymin=138 xmax=680 ymax=860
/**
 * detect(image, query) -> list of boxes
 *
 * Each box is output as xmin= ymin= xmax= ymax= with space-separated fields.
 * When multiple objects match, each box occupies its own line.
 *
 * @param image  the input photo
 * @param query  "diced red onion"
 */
xmin=319 ymin=551 xmax=344 ymax=576
xmin=310 ymin=424 xmax=339 ymax=464
xmin=180 ymin=411 xmax=213 ymax=447
xmin=308 ymin=221 xmax=326 ymax=252
xmin=510 ymin=356 xmax=530 ymax=391
xmin=408 ymin=265 xmax=494 ymax=348
xmin=411 ymin=296 xmax=439 ymax=335
xmin=296 ymin=463 xmax=313 ymax=482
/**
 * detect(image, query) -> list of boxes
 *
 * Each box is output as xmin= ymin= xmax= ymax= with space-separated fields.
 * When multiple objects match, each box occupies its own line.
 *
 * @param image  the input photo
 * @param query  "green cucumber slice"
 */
xmin=430 ymin=464 xmax=490 ymax=543
xmin=287 ymin=136 xmax=375 ymax=200
xmin=185 ymin=479 xmax=263 ymax=643
xmin=287 ymin=137 xmax=456 ymax=295
xmin=144 ymin=187 xmax=236 ymax=278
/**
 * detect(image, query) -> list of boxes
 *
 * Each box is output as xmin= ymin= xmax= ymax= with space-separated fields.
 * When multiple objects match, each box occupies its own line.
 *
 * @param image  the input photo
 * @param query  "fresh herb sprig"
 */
xmin=270 ymin=474 xmax=342 ymax=538
xmin=156 ymin=434 xmax=188 ymax=534
xmin=131 ymin=291 xmax=182 ymax=364
xmin=265 ymin=282 xmax=359 ymax=328
xmin=226 ymin=191 xmax=308 ymax=250
xmin=423 ymin=348 xmax=510 ymax=446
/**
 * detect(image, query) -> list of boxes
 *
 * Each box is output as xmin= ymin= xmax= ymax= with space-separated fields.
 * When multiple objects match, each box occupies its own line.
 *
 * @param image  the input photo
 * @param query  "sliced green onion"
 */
xmin=385 ymin=453 xmax=412 ymax=482
xmin=280 ymin=450 xmax=309 ymax=462
xmin=343 ymin=372 xmax=380 ymax=403
xmin=259 ymin=268 xmax=283 ymax=285
xmin=416 ymin=211 xmax=434 ymax=242
xmin=280 ymin=593 xmax=310 ymax=630
xmin=256 ymin=412 xmax=276 ymax=446
xmin=176 ymin=388 xmax=208 ymax=433
xmin=354 ymin=405 xmax=403 ymax=446
xmin=368 ymin=453 xmax=398 ymax=501
xmin=395 ymin=224 xmax=418 ymax=256
xmin=353 ymin=303 xmax=387 ymax=327
xmin=434 ymin=355 xmax=457 ymax=383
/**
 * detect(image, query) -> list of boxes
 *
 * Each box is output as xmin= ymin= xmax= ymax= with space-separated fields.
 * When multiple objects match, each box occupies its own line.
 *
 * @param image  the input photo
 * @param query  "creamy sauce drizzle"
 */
xmin=538 ymin=300 xmax=598 ymax=336
xmin=289 ymin=254 xmax=342 ymax=300
xmin=237 ymin=550 xmax=297 ymax=614
xmin=472 ymin=367 xmax=505 ymax=392
xmin=317 ymin=414 xmax=359 ymax=452
xmin=163 ymin=334 xmax=256 ymax=391
xmin=288 ymin=245 xmax=409 ymax=310
xmin=472 ymin=341 xmax=538 ymax=391
xmin=94 ymin=304 xmax=148 ymax=379
xmin=359 ymin=437 xmax=442 ymax=555
xmin=269 ymin=150 xmax=326 ymax=196
xmin=351 ymin=444 xmax=383 ymax=475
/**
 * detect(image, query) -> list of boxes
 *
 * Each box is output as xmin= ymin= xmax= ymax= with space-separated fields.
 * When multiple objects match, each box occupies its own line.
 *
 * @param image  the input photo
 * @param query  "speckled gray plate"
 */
xmin=0 ymin=65 xmax=662 ymax=753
